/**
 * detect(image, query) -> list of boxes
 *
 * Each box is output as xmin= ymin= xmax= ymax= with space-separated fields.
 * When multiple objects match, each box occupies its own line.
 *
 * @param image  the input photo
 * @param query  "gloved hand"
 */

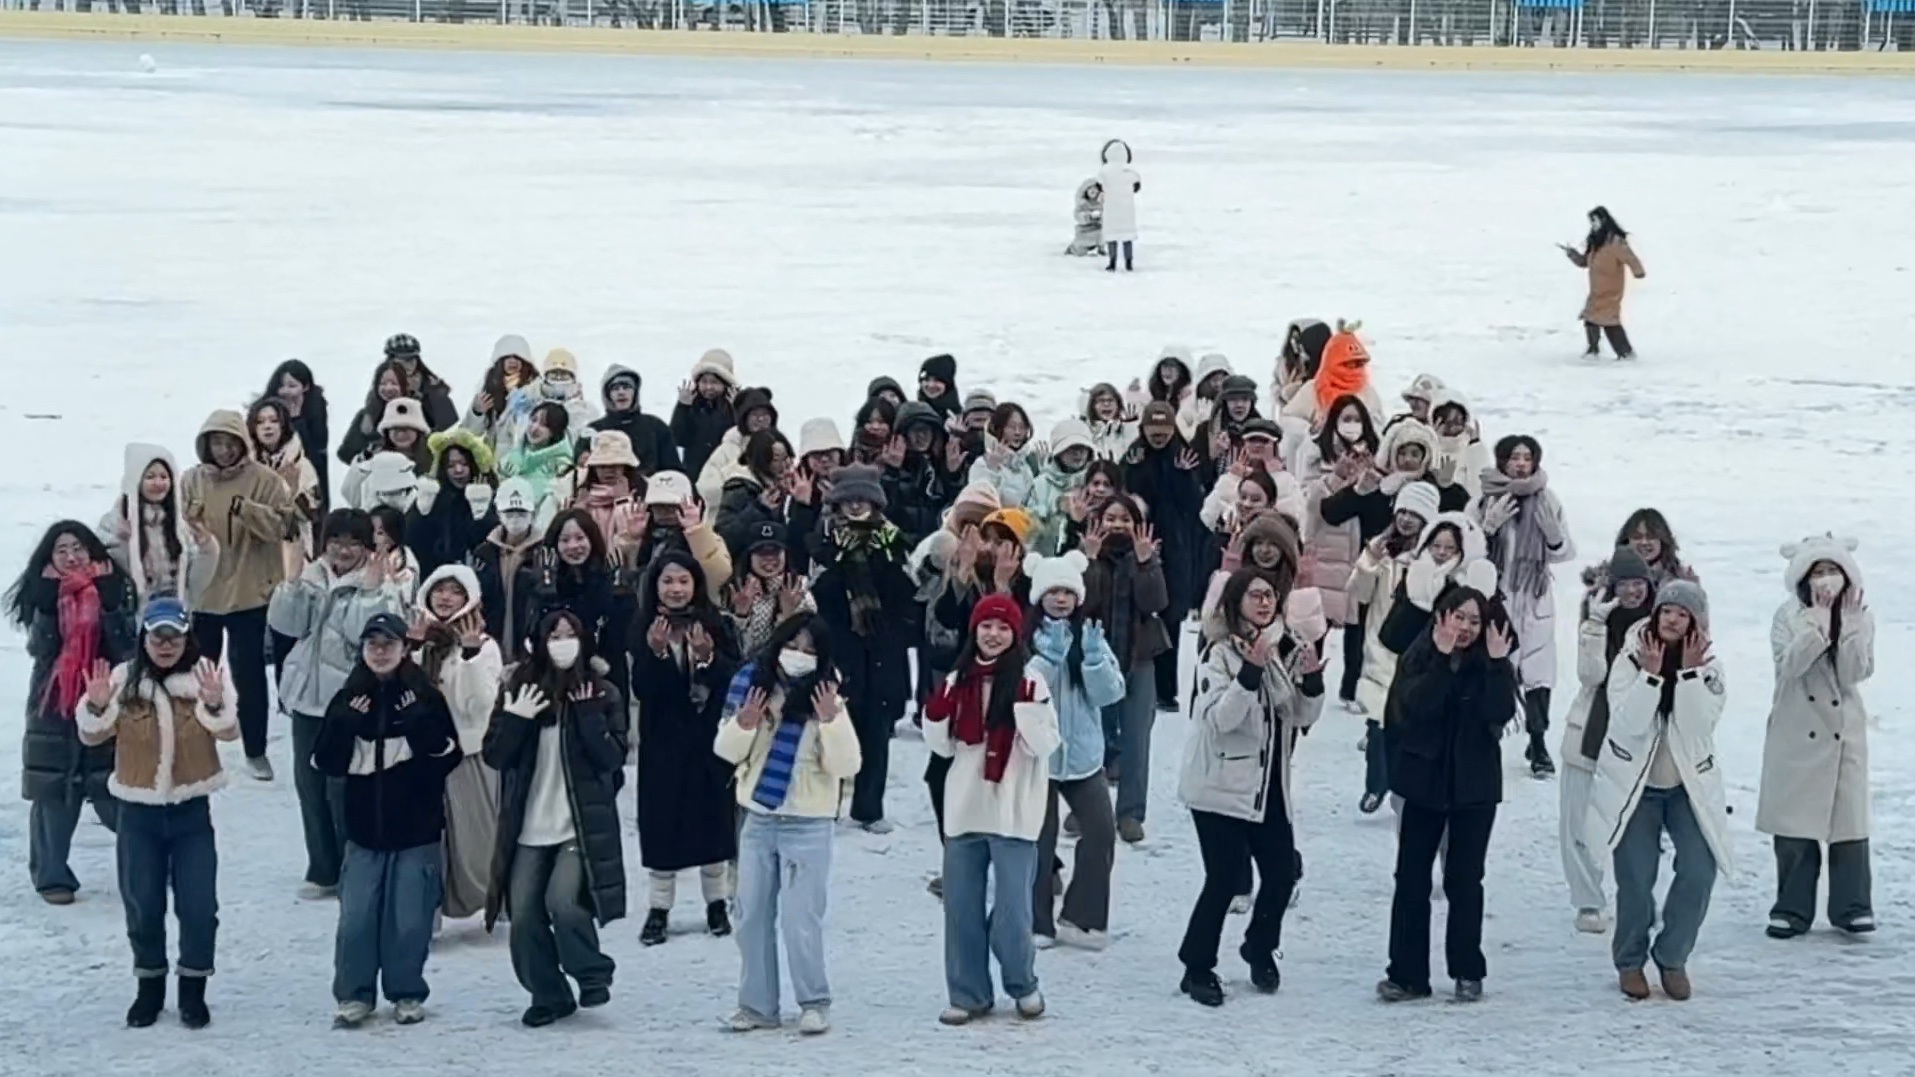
xmin=413 ymin=476 xmax=441 ymax=516
xmin=1586 ymin=595 xmax=1620 ymax=623
xmin=1481 ymin=494 xmax=1518 ymax=534
xmin=1434 ymin=457 xmax=1459 ymax=487
xmin=466 ymin=482 xmax=495 ymax=520
xmin=503 ymin=684 xmax=549 ymax=720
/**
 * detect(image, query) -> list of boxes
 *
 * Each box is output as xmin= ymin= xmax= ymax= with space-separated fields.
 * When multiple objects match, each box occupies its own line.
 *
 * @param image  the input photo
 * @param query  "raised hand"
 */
xmin=474 ymin=390 xmax=495 ymax=416
xmin=1681 ymin=628 xmax=1711 ymax=670
xmin=1434 ymin=457 xmax=1459 ymax=486
xmin=736 ymin=687 xmax=770 ymax=730
xmin=954 ymin=525 xmax=982 ymax=581
xmin=613 ymin=502 xmax=647 ymax=544
xmin=677 ymin=380 xmax=696 ymax=407
xmin=647 ymin=615 xmax=672 ymax=655
xmin=1175 ymin=448 xmax=1201 ymax=471
xmin=1124 ymin=445 xmax=1145 ymax=467
xmin=1356 ymin=467 xmax=1383 ymax=495
xmin=813 ymin=680 xmax=841 ymax=721
xmin=992 ymin=544 xmax=1019 ymax=592
xmin=731 ymin=576 xmax=762 ymax=617
xmin=1843 ymin=587 xmax=1864 ymax=611
xmin=364 ymin=550 xmax=387 ymax=588
xmin=83 ymin=658 xmax=114 ymax=710
xmin=568 ymin=682 xmax=598 ymax=703
xmin=1134 ymin=523 xmax=1160 ymax=563
xmin=786 ymin=466 xmax=815 ymax=506
xmin=1209 ymin=428 xmax=1230 ymax=461
xmin=778 ymin=574 xmax=808 ymax=618
xmin=944 ymin=435 xmax=967 ymax=474
xmin=457 ymin=612 xmax=486 ymax=649
xmin=986 ymin=441 xmax=1012 ymax=470
xmin=1296 ymin=639 xmax=1326 ymax=676
xmin=1485 ymin=622 xmax=1513 ymax=661
xmin=1080 ymin=521 xmax=1107 ymax=561
xmin=1432 ymin=612 xmax=1461 ymax=655
xmin=759 ymin=481 xmax=786 ymax=510
xmin=679 ymin=496 xmax=704 ymax=530
xmin=1066 ymin=487 xmax=1091 ymax=523
xmin=406 ymin=608 xmax=432 ymax=643
xmin=1225 ymin=449 xmax=1248 ymax=479
xmin=504 ymin=684 xmax=549 ymax=719
xmin=687 ymin=622 xmax=716 ymax=664
xmin=881 ymin=435 xmax=908 ymax=469
xmin=1234 ymin=630 xmax=1275 ymax=670
xmin=1638 ymin=625 xmax=1666 ymax=672
xmin=194 ymin=659 xmax=224 ymax=706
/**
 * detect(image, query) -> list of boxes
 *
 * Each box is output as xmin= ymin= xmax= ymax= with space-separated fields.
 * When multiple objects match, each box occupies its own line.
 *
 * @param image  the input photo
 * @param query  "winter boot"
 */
xmin=1180 ymin=969 xmax=1224 ymax=1007
xmin=177 ymin=976 xmax=209 ymax=1029
xmin=707 ymin=900 xmax=732 ymax=938
xmin=640 ymin=909 xmax=669 ymax=946
xmin=1527 ymin=731 xmax=1555 ymax=778
xmin=1523 ymin=689 xmax=1555 ymax=778
xmin=1241 ymin=946 xmax=1281 ymax=994
xmin=126 ymin=977 xmax=166 ymax=1028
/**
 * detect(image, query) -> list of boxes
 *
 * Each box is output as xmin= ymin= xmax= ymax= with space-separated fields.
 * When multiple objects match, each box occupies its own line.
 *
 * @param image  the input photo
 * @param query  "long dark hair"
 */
xmin=1084 ymin=459 xmax=1125 ymax=498
xmin=363 ymin=360 xmax=410 ymax=424
xmin=640 ymin=548 xmax=718 ymax=623
xmin=125 ymin=455 xmax=184 ymax=569
xmin=1431 ymin=585 xmax=1490 ymax=656
xmin=509 ymin=609 xmax=592 ymax=699
xmin=1315 ymin=393 xmax=1379 ymax=462
xmin=479 ymin=355 xmax=531 ymax=420
xmin=1218 ymin=565 xmax=1289 ymax=642
xmin=528 ymin=400 xmax=571 ymax=447
xmin=544 ymin=508 xmax=609 ymax=574
xmin=1585 ymin=206 xmax=1628 ymax=254
xmin=248 ymin=396 xmax=296 ymax=459
xmin=121 ymin=614 xmax=204 ymax=705
xmin=952 ymin=633 xmax=1027 ymax=731
xmin=264 ymin=359 xmax=326 ymax=426
xmin=743 ymin=429 xmax=793 ymax=485
xmin=369 ymin=505 xmax=407 ymax=555
xmin=747 ymin=614 xmax=838 ymax=725
xmin=6 ymin=521 xmax=112 ymax=629
xmin=1025 ymin=598 xmax=1086 ymax=693
xmin=1149 ymin=355 xmax=1192 ymax=403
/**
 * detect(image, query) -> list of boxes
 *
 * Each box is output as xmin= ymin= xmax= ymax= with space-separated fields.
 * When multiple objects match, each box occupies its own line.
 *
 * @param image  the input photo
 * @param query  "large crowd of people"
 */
xmin=10 ymin=298 xmax=1876 ymax=1032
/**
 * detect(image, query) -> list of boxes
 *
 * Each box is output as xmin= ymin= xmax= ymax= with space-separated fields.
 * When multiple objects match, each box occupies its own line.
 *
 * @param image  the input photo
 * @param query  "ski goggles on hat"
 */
xmin=141 ymin=596 xmax=191 ymax=636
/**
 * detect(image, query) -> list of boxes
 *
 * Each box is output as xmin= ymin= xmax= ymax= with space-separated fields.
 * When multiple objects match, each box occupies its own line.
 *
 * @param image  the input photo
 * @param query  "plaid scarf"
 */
xmin=42 ymin=568 xmax=103 ymax=720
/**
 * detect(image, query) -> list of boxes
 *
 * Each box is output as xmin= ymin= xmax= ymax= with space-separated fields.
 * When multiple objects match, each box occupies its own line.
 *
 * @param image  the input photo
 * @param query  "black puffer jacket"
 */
xmin=483 ymin=674 xmax=629 ymax=929
xmin=586 ymin=365 xmax=681 ymax=476
xmin=1383 ymin=632 xmax=1516 ymax=812
xmin=513 ymin=556 xmax=636 ymax=698
xmin=312 ymin=661 xmax=464 ymax=850
xmin=671 ymin=397 xmax=733 ymax=481
xmin=20 ymin=566 xmax=138 ymax=802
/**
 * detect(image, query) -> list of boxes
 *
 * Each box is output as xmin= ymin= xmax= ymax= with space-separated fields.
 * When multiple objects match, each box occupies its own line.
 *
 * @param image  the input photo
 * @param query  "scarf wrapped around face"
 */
xmin=1480 ymin=467 xmax=1552 ymax=599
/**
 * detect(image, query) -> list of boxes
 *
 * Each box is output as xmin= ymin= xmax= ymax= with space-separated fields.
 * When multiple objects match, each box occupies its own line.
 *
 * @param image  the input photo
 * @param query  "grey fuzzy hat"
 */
xmin=1655 ymin=578 xmax=1708 ymax=630
xmin=825 ymin=464 xmax=887 ymax=510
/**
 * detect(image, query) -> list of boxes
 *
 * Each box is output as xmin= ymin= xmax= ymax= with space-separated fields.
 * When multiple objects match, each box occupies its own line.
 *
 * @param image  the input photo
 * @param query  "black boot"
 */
xmin=1523 ymin=689 xmax=1555 ymax=778
xmin=177 ymin=976 xmax=210 ymax=1029
xmin=126 ymin=977 xmax=165 ymax=1028
xmin=640 ymin=908 xmax=669 ymax=946
xmin=706 ymin=900 xmax=732 ymax=938
xmin=1180 ymin=968 xmax=1224 ymax=1007
xmin=1240 ymin=945 xmax=1281 ymax=993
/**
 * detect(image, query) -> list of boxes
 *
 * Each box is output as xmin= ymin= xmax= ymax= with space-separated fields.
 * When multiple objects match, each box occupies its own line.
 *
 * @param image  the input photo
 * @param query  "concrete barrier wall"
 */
xmin=2 ymin=11 xmax=1912 ymax=73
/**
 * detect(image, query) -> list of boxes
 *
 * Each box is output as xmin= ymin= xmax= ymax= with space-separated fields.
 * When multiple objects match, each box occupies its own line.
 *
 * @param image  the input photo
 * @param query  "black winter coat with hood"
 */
xmin=1122 ymin=437 xmax=1206 ymax=618
xmin=586 ymin=365 xmax=680 ymax=476
xmin=1384 ymin=632 xmax=1516 ymax=812
xmin=266 ymin=360 xmax=331 ymax=517
xmin=20 ymin=564 xmax=138 ymax=802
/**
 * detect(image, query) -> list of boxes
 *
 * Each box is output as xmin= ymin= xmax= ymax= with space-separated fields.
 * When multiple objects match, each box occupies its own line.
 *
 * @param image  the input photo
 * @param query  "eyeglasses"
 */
xmin=147 ymin=627 xmax=187 ymax=642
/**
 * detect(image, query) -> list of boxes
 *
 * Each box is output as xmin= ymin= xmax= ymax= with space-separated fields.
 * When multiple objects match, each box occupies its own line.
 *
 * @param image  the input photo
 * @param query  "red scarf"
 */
xmin=42 ymin=567 xmax=103 ymax=720
xmin=924 ymin=657 xmax=1029 ymax=783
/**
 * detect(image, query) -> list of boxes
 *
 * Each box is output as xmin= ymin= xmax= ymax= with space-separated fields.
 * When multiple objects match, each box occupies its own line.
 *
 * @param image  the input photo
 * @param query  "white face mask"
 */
xmin=1336 ymin=420 xmax=1363 ymax=443
xmin=547 ymin=638 xmax=580 ymax=670
xmin=1809 ymin=572 xmax=1845 ymax=600
xmin=779 ymin=649 xmax=818 ymax=678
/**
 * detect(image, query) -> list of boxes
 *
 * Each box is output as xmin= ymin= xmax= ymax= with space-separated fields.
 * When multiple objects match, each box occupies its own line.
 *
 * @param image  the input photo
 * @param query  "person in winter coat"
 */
xmin=923 ymin=594 xmax=1061 ymax=1025
xmin=10 ymin=522 xmax=138 ymax=903
xmin=1346 ymin=481 xmax=1442 ymax=813
xmin=714 ymin=429 xmax=795 ymax=549
xmin=571 ymin=430 xmax=646 ymax=559
xmin=382 ymin=332 xmax=460 ymax=432
xmin=1563 ymin=206 xmax=1646 ymax=360
xmin=460 ymin=334 xmax=539 ymax=465
xmin=1378 ymin=585 xmax=1518 ymax=1004
xmin=851 ymin=396 xmax=896 ymax=468
xmin=1081 ymin=492 xmax=1170 ymax=843
xmin=585 ymin=365 xmax=680 ymax=477
xmin=248 ymin=396 xmax=322 ymax=583
xmin=497 ymin=400 xmax=576 ymax=533
xmin=1178 ymin=567 xmax=1327 ymax=1007
xmin=515 ymin=510 xmax=636 ymax=697
xmin=631 ymin=549 xmax=741 ymax=946
xmin=483 ymin=609 xmax=627 ymax=1027
xmin=714 ymin=614 xmax=863 ymax=1035
xmin=517 ymin=348 xmax=599 ymax=436
xmin=341 ymin=398 xmax=432 ymax=511
xmin=1096 ymin=138 xmax=1141 ymax=273
xmin=697 ymin=387 xmax=779 ymax=508
xmin=1478 ymin=434 xmax=1575 ymax=778
xmin=1273 ymin=319 xmax=1332 ymax=417
xmin=620 ymin=471 xmax=734 ymax=599
xmin=810 ymin=466 xmax=916 ymax=833
xmin=1363 ymin=415 xmax=1469 ymax=515
xmin=407 ymin=426 xmax=497 ymax=577
xmin=1300 ymin=394 xmax=1383 ymax=710
xmin=671 ymin=349 xmax=739 ymax=481
xmin=1595 ymin=507 xmax=1695 ymax=587
xmin=1557 ymin=546 xmax=1654 ymax=933
xmin=77 ymin=597 xmax=235 ymax=1028
xmin=1082 ymin=382 xmax=1138 ymax=461
xmin=1025 ymin=552 xmax=1124 ymax=951
xmin=1065 ymin=178 xmax=1104 ymax=257
xmin=968 ymin=402 xmax=1040 ymax=509
xmin=917 ymin=354 xmax=962 ymax=422
xmin=1278 ymin=321 xmax=1384 ymax=465
xmin=336 ymin=360 xmax=410 ymax=467
xmin=102 ymin=445 xmax=220 ymax=608
xmin=471 ymin=478 xmax=542 ymax=654
xmin=1586 ymin=580 xmax=1727 ymax=1002
xmin=1199 ymin=420 xmax=1305 ymax=533
xmin=1183 ymin=354 xmax=1233 ymax=442
xmin=265 ymin=360 xmax=331 ymax=518
xmin=1025 ymin=420 xmax=1097 ymax=557
xmin=270 ymin=509 xmax=410 ymax=898
xmin=1200 ymin=507 xmax=1302 ymax=624
xmin=314 ymin=613 xmax=462 ymax=1028
xmin=1758 ymin=536 xmax=1875 ymax=938
xmin=182 ymin=409 xmax=301 ymax=781
xmin=881 ymin=402 xmax=953 ymax=545
xmin=725 ymin=521 xmax=814 ymax=659
xmin=409 ymin=565 xmax=502 ymax=923
xmin=1427 ymin=388 xmax=1491 ymax=511
xmin=368 ymin=506 xmax=423 ymax=604
xmin=1122 ymin=402 xmax=1205 ymax=714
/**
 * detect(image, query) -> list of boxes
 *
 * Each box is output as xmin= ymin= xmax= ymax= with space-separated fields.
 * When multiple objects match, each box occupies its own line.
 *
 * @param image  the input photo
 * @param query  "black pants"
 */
xmin=1153 ymin=602 xmax=1189 ymax=708
xmin=1363 ymin=719 xmax=1389 ymax=798
xmin=1387 ymin=801 xmax=1496 ymax=991
xmin=846 ymin=698 xmax=899 ymax=825
xmin=924 ymin=753 xmax=951 ymax=843
xmin=1106 ymin=240 xmax=1134 ymax=272
xmin=1339 ymin=607 xmax=1366 ymax=703
xmin=192 ymin=607 xmax=272 ymax=760
xmin=1179 ymin=806 xmax=1296 ymax=974
xmin=270 ymin=629 xmax=297 ymax=710
xmin=1772 ymin=836 xmax=1872 ymax=930
xmin=1584 ymin=321 xmax=1634 ymax=357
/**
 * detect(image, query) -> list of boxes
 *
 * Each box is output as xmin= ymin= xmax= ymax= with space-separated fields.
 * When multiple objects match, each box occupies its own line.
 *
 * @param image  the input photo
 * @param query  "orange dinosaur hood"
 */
xmin=1314 ymin=319 xmax=1372 ymax=417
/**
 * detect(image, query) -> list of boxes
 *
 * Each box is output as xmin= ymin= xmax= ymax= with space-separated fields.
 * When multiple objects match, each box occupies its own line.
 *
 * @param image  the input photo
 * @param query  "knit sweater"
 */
xmin=922 ymin=670 xmax=1061 ymax=842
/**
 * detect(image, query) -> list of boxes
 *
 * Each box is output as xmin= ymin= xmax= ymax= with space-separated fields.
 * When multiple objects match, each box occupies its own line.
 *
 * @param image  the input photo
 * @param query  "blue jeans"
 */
xmin=334 ymin=841 xmax=443 ymax=1006
xmin=117 ymin=799 xmax=219 ymax=977
xmin=1101 ymin=665 xmax=1156 ymax=824
xmin=508 ymin=842 xmax=615 ymax=1010
xmin=942 ymin=833 xmax=1039 ymax=1011
xmin=29 ymin=785 xmax=117 ymax=895
xmin=1612 ymin=785 xmax=1716 ymax=972
xmin=291 ymin=712 xmax=347 ymax=888
xmin=735 ymin=813 xmax=835 ymax=1019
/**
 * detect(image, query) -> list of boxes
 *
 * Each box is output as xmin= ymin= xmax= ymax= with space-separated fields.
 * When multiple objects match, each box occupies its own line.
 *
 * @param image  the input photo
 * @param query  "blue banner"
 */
xmin=1513 ymin=0 xmax=1582 ymax=8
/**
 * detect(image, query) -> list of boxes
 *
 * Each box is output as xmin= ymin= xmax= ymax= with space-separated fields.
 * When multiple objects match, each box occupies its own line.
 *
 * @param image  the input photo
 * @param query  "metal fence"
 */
xmin=6 ymin=0 xmax=1910 ymax=48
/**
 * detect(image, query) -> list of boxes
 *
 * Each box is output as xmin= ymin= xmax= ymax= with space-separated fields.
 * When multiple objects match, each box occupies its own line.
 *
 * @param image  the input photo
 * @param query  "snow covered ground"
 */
xmin=4 ymin=39 xmax=1915 ymax=1076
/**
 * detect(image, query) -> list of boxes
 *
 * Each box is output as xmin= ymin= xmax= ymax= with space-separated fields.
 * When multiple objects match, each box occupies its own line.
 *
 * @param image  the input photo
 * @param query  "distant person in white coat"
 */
xmin=1097 ymin=140 xmax=1141 ymax=273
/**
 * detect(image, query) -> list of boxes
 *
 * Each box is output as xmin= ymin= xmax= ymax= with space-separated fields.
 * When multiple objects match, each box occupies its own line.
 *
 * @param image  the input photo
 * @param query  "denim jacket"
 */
xmin=1027 ymin=616 xmax=1127 ymax=781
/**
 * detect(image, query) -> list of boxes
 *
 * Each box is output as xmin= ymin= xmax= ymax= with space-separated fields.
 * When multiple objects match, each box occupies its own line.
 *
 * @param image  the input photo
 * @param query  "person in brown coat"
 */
xmin=1562 ymin=206 xmax=1645 ymax=360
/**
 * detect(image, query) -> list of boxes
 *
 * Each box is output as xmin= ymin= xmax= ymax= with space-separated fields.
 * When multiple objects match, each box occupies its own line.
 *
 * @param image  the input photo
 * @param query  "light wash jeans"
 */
xmin=1612 ymin=785 xmax=1715 ymax=972
xmin=734 ymin=812 xmax=835 ymax=1020
xmin=334 ymin=841 xmax=443 ymax=1006
xmin=1558 ymin=760 xmax=1606 ymax=912
xmin=943 ymin=833 xmax=1039 ymax=1011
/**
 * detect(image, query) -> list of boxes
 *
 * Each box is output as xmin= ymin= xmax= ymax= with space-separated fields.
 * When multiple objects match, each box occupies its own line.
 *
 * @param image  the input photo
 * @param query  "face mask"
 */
xmin=1810 ymin=573 xmax=1845 ymax=600
xmin=547 ymin=638 xmax=580 ymax=670
xmin=1337 ymin=420 xmax=1363 ymax=443
xmin=779 ymin=649 xmax=818 ymax=678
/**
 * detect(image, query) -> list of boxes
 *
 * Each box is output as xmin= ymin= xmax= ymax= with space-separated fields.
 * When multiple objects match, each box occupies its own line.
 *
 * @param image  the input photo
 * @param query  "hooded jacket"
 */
xmin=1028 ymin=615 xmax=1126 ymax=782
xmin=411 ymin=564 xmax=504 ymax=757
xmin=586 ymin=365 xmax=680 ymax=476
xmin=180 ymin=411 xmax=301 ymax=615
xmin=1096 ymin=139 xmax=1141 ymax=243
xmin=102 ymin=444 xmax=220 ymax=608
xmin=267 ymin=557 xmax=410 ymax=717
xmin=1182 ymin=619 xmax=1325 ymax=824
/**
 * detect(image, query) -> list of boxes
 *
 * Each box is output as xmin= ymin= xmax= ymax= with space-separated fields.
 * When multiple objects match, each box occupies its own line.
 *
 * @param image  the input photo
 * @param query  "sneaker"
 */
xmin=640 ymin=909 xmax=669 ymax=946
xmin=1228 ymin=894 xmax=1251 ymax=915
xmin=861 ymin=818 xmax=895 ymax=835
xmin=938 ymin=1004 xmax=992 ymax=1026
xmin=725 ymin=1009 xmax=781 ymax=1032
xmin=1375 ymin=979 xmax=1431 ymax=1003
xmin=126 ymin=977 xmax=166 ymax=1028
xmin=1838 ymin=915 xmax=1877 ymax=934
xmin=40 ymin=889 xmax=75 ymax=906
xmin=797 ymin=1006 xmax=830 ymax=1035
xmin=1529 ymin=750 xmax=1556 ymax=779
xmin=333 ymin=1000 xmax=374 ymax=1029
xmin=1181 ymin=969 xmax=1224 ymax=1007
xmin=1117 ymin=818 xmax=1145 ymax=844
xmin=1341 ymin=698 xmax=1365 ymax=716
xmin=298 ymin=882 xmax=338 ymax=901
xmin=1358 ymin=792 xmax=1384 ymax=815
xmin=1356 ymin=729 xmax=1369 ymax=752
xmin=1056 ymin=921 xmax=1110 ymax=951
xmin=1062 ymin=813 xmax=1081 ymax=838
xmin=1155 ymin=698 xmax=1179 ymax=714
xmin=926 ymin=875 xmax=944 ymax=900
xmin=1014 ymin=991 xmax=1045 ymax=1019
xmin=707 ymin=900 xmax=732 ymax=938
xmin=1766 ymin=915 xmax=1806 ymax=940
xmin=246 ymin=756 xmax=274 ymax=782
xmin=520 ymin=1000 xmax=577 ymax=1028
xmin=1033 ymin=933 xmax=1056 ymax=950
xmin=1618 ymin=968 xmax=1650 ymax=1000
xmin=1575 ymin=908 xmax=1609 ymax=934
xmin=393 ymin=1000 xmax=425 ymax=1025
xmin=1453 ymin=979 xmax=1483 ymax=1003
xmin=1657 ymin=965 xmax=1692 ymax=1001
xmin=578 ymin=985 xmax=611 ymax=1009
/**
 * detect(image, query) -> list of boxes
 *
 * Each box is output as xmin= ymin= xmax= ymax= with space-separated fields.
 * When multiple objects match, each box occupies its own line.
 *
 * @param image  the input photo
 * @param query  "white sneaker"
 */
xmin=938 ymin=1005 xmax=986 ymax=1026
xmin=247 ymin=756 xmax=274 ymax=782
xmin=860 ymin=818 xmax=895 ymax=835
xmin=1033 ymin=933 xmax=1056 ymax=950
xmin=797 ymin=1007 xmax=830 ymax=1035
xmin=298 ymin=882 xmax=338 ymax=901
xmin=1228 ymin=894 xmax=1252 ymax=915
xmin=1014 ymin=992 xmax=1045 ymax=1019
xmin=1341 ymin=699 xmax=1366 ymax=716
xmin=725 ymin=1009 xmax=780 ymax=1032
xmin=1575 ymin=909 xmax=1609 ymax=935
xmin=393 ymin=1000 xmax=425 ymax=1025
xmin=332 ymin=1000 xmax=374 ymax=1028
xmin=1056 ymin=921 xmax=1110 ymax=951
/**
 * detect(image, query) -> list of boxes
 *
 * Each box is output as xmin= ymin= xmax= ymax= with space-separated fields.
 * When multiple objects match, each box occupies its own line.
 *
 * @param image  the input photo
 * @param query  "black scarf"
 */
xmin=1578 ymin=605 xmax=1650 ymax=762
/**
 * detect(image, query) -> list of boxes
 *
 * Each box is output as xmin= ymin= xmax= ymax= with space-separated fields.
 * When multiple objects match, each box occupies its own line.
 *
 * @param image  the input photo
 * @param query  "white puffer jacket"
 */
xmin=1180 ymin=630 xmax=1324 ymax=825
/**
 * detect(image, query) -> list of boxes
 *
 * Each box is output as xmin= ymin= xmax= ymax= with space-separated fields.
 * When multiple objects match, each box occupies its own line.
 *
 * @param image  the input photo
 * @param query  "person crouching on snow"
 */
xmin=1065 ymin=179 xmax=1104 ymax=257
xmin=314 ymin=612 xmax=462 ymax=1028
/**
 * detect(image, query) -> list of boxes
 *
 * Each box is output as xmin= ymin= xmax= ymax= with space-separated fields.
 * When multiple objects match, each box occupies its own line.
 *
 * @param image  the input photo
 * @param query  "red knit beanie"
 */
xmin=969 ymin=592 xmax=1024 ymax=637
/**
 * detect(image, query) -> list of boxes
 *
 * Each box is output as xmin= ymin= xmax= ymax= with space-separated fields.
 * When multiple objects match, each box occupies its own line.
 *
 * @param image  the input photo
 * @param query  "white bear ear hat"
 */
xmin=1780 ymin=534 xmax=1861 ymax=593
xmin=1023 ymin=550 xmax=1089 ymax=603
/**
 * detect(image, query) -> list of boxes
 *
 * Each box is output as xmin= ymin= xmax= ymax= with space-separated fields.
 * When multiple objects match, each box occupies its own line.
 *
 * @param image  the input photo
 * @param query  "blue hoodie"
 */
xmin=1027 ymin=615 xmax=1126 ymax=781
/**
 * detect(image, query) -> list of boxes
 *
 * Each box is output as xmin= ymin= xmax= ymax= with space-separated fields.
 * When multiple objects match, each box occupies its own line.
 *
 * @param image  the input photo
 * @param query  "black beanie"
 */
xmin=920 ymin=353 xmax=957 ymax=386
